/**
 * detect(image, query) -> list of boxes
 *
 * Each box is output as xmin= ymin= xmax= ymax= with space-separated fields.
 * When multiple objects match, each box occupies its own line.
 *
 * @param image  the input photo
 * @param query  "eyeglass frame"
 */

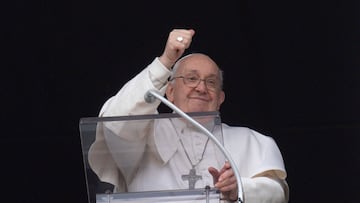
xmin=169 ymin=75 xmax=222 ymax=91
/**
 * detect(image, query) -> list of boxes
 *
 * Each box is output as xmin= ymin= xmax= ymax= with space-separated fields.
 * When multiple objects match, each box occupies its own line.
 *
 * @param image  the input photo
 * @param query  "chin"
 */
xmin=186 ymin=102 xmax=209 ymax=111
xmin=187 ymin=107 xmax=210 ymax=113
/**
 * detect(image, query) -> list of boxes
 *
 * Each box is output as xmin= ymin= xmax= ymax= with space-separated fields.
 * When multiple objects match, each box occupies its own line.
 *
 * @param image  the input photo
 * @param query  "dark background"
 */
xmin=3 ymin=0 xmax=359 ymax=202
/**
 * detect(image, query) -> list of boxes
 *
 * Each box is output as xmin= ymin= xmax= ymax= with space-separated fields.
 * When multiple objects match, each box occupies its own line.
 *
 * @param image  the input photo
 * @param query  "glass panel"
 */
xmin=79 ymin=111 xmax=225 ymax=203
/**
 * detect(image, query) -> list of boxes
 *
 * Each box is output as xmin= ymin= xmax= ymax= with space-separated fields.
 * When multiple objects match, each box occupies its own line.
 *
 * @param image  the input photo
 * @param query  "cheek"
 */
xmin=174 ymin=93 xmax=186 ymax=103
xmin=168 ymin=89 xmax=183 ymax=105
xmin=173 ymin=86 xmax=189 ymax=100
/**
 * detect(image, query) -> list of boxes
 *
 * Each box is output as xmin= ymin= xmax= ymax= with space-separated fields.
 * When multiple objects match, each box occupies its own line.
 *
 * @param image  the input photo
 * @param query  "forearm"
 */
xmin=101 ymin=57 xmax=171 ymax=117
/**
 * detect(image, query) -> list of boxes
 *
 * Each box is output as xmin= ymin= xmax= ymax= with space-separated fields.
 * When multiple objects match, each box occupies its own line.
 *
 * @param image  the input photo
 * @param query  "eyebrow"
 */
xmin=184 ymin=70 xmax=219 ymax=78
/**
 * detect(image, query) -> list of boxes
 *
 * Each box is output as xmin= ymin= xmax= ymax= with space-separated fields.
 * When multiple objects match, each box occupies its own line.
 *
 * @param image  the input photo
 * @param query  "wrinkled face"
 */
xmin=166 ymin=54 xmax=225 ymax=113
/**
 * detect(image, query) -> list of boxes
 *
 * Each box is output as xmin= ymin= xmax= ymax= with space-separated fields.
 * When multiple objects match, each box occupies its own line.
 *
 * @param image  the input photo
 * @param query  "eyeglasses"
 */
xmin=169 ymin=75 xmax=220 ymax=91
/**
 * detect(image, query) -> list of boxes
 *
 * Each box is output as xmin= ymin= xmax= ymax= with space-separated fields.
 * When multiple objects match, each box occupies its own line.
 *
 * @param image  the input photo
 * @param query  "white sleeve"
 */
xmin=88 ymin=57 xmax=172 ymax=190
xmin=100 ymin=57 xmax=171 ymax=117
xmin=241 ymin=177 xmax=289 ymax=203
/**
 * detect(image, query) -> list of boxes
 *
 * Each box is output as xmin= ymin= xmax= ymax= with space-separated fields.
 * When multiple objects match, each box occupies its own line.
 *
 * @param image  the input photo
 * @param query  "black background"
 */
xmin=3 ymin=0 xmax=360 ymax=202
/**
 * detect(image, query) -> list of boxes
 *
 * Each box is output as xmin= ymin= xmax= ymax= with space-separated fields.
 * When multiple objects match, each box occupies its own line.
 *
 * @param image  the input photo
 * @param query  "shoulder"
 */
xmin=221 ymin=123 xmax=277 ymax=147
xmin=221 ymin=123 xmax=286 ymax=178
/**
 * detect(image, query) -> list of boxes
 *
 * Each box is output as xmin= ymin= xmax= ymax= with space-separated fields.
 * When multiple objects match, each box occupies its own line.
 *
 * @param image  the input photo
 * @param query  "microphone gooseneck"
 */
xmin=144 ymin=89 xmax=244 ymax=203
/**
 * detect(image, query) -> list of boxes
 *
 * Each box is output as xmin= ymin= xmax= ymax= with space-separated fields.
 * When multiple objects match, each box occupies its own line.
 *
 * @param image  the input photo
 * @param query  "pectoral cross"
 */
xmin=182 ymin=168 xmax=202 ymax=189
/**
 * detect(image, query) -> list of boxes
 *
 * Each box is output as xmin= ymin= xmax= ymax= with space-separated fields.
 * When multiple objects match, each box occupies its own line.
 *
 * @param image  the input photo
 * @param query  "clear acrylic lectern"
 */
xmin=79 ymin=111 xmax=235 ymax=203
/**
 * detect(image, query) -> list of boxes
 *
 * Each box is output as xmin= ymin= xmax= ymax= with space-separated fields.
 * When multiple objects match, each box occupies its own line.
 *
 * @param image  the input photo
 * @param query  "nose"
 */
xmin=194 ymin=79 xmax=208 ymax=92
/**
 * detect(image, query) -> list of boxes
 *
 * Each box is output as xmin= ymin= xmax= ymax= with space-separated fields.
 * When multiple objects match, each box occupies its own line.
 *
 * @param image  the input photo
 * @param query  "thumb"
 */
xmin=208 ymin=167 xmax=220 ymax=183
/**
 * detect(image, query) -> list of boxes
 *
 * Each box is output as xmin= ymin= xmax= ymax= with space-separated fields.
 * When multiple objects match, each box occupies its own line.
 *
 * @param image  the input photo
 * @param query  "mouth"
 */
xmin=189 ymin=96 xmax=209 ymax=102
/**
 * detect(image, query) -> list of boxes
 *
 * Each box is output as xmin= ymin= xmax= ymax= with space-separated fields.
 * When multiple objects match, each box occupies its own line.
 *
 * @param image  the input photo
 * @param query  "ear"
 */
xmin=217 ymin=90 xmax=225 ymax=110
xmin=165 ymin=83 xmax=175 ymax=102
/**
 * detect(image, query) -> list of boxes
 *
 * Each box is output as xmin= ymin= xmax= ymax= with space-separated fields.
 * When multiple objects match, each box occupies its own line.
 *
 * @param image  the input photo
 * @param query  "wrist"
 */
xmin=158 ymin=55 xmax=174 ymax=70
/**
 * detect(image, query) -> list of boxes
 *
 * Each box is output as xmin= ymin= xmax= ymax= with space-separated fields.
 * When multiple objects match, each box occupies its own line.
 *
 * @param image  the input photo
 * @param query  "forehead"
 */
xmin=177 ymin=54 xmax=220 ymax=77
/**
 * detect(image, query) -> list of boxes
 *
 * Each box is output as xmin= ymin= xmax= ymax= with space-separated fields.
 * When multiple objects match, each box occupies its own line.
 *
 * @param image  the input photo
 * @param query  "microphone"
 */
xmin=144 ymin=90 xmax=157 ymax=103
xmin=144 ymin=89 xmax=244 ymax=203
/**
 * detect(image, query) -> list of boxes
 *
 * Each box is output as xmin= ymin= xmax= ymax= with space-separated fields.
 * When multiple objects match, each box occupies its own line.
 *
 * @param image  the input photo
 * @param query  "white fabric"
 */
xmin=88 ymin=58 xmax=289 ymax=203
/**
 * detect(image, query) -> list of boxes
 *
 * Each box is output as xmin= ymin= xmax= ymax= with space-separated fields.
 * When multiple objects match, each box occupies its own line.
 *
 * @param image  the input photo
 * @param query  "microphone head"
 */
xmin=144 ymin=90 xmax=156 ymax=103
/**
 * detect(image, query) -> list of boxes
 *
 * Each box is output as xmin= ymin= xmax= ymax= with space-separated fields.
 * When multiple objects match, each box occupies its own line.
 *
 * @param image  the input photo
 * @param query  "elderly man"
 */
xmin=88 ymin=29 xmax=289 ymax=203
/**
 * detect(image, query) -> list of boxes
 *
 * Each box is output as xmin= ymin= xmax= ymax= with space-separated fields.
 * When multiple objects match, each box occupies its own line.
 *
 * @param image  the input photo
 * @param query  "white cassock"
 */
xmin=88 ymin=58 xmax=289 ymax=203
